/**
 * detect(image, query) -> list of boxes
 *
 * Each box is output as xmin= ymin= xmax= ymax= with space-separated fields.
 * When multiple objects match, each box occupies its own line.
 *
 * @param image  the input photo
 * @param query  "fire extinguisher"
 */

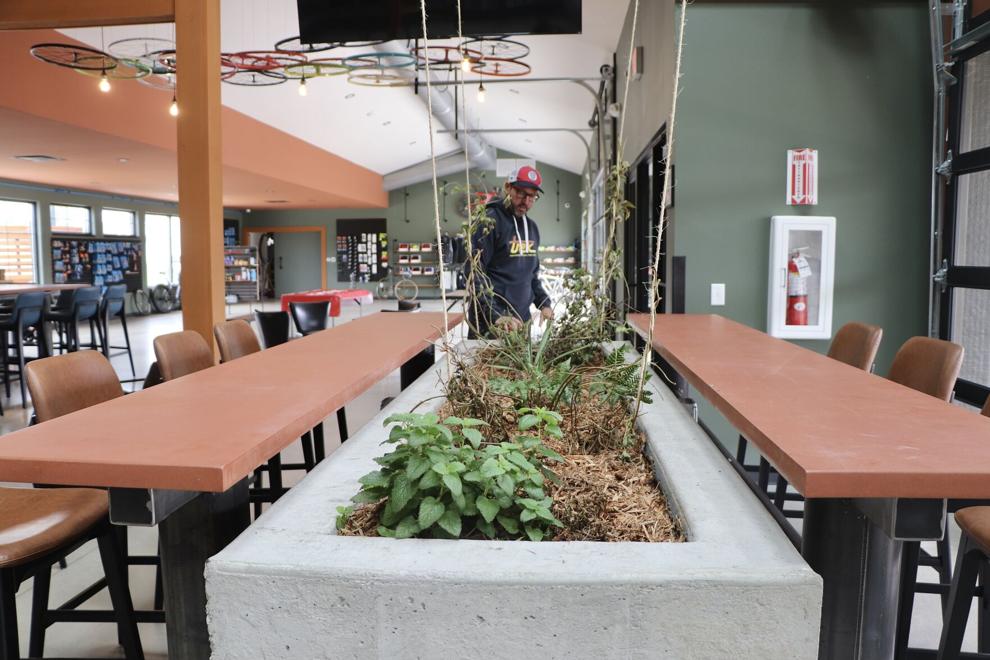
xmin=786 ymin=250 xmax=809 ymax=325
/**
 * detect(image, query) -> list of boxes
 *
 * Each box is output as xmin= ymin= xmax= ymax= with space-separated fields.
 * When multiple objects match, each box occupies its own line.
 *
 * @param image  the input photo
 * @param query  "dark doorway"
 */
xmin=624 ymin=127 xmax=668 ymax=314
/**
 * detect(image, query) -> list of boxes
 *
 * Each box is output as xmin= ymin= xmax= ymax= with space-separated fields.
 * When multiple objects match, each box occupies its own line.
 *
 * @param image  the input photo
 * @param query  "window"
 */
xmin=0 ymin=200 xmax=37 ymax=283
xmin=102 ymin=208 xmax=137 ymax=236
xmin=145 ymin=213 xmax=181 ymax=286
xmin=50 ymin=204 xmax=92 ymax=234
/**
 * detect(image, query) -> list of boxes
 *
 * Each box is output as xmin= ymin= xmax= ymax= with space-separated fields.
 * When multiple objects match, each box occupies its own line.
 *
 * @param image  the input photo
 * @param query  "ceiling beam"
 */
xmin=0 ymin=0 xmax=174 ymax=30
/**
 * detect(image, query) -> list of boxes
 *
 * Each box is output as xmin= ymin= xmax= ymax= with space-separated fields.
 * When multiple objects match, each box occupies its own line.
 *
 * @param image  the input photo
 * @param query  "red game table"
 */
xmin=280 ymin=288 xmax=373 ymax=319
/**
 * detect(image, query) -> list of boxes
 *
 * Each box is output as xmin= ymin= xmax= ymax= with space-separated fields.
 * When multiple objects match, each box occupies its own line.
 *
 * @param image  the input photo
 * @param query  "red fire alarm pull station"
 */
xmin=787 ymin=148 xmax=818 ymax=206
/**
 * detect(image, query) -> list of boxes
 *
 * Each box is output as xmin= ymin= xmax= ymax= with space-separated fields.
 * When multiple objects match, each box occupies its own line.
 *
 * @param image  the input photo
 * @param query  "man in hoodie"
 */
xmin=468 ymin=165 xmax=554 ymax=337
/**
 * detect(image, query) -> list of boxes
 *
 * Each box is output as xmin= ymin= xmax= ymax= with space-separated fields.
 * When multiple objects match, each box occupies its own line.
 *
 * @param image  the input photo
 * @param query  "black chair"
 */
xmin=43 ymin=286 xmax=101 ymax=354
xmin=46 ymin=288 xmax=77 ymax=354
xmin=98 ymin=284 xmax=135 ymax=378
xmin=254 ymin=311 xmax=290 ymax=348
xmin=0 ymin=292 xmax=47 ymax=407
xmin=289 ymin=301 xmax=330 ymax=336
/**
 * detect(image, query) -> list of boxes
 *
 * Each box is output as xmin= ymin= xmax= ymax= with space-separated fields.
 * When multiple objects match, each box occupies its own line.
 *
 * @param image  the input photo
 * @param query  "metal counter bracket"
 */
xmin=109 ymin=487 xmax=199 ymax=526
xmin=856 ymin=498 xmax=947 ymax=541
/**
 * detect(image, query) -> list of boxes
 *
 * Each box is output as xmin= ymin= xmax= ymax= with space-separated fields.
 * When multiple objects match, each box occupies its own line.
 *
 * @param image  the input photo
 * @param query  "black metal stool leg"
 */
xmin=267 ymin=455 xmax=284 ymax=501
xmin=120 ymin=313 xmax=135 ymax=378
xmin=153 ymin=560 xmax=164 ymax=611
xmin=96 ymin=526 xmax=144 ymax=660
xmin=300 ymin=431 xmax=315 ymax=471
xmin=939 ymin=523 xmax=954 ymax=613
xmin=773 ymin=474 xmax=789 ymax=511
xmin=16 ymin=326 xmax=26 ymax=408
xmin=939 ymin=535 xmax=982 ymax=659
xmin=735 ymin=434 xmax=748 ymax=465
xmin=335 ymin=408 xmax=348 ymax=444
xmin=28 ymin=564 xmax=51 ymax=658
xmin=757 ymin=457 xmax=770 ymax=493
xmin=897 ymin=541 xmax=921 ymax=658
xmin=315 ymin=421 xmax=327 ymax=462
xmin=0 ymin=569 xmax=19 ymax=660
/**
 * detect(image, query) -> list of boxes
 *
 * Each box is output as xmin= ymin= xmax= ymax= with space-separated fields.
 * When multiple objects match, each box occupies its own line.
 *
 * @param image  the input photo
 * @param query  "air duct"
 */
xmin=374 ymin=41 xmax=497 ymax=190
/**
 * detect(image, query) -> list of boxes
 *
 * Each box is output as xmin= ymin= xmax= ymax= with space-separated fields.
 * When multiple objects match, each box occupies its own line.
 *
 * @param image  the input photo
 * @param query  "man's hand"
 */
xmin=538 ymin=306 xmax=554 ymax=327
xmin=495 ymin=315 xmax=523 ymax=332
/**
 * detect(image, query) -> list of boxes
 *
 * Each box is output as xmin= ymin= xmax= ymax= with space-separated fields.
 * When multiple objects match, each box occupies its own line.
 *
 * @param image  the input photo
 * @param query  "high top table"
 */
xmin=0 ymin=311 xmax=461 ymax=658
xmin=0 ymin=283 xmax=86 ymax=296
xmin=628 ymin=313 xmax=990 ymax=660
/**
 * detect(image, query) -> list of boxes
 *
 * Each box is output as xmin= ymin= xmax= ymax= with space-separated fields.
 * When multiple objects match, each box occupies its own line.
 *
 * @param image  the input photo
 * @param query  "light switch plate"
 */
xmin=711 ymin=283 xmax=725 ymax=306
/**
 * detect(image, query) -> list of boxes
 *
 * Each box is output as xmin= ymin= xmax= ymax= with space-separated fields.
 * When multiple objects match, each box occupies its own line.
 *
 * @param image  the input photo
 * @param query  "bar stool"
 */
xmin=0 ymin=292 xmax=47 ymax=408
xmin=937 ymin=507 xmax=990 ymax=658
xmin=152 ymin=330 xmax=214 ymax=381
xmin=289 ymin=301 xmax=329 ymax=336
xmin=25 ymin=350 xmax=166 ymax=616
xmin=42 ymin=287 xmax=101 ymax=354
xmin=46 ymin=289 xmax=76 ymax=354
xmin=98 ymin=284 xmax=135 ymax=378
xmin=0 ymin=486 xmax=143 ymax=659
xmin=254 ymin=311 xmax=290 ymax=348
xmin=214 ymin=320 xmax=318 ymax=517
xmin=889 ymin=337 xmax=965 ymax=656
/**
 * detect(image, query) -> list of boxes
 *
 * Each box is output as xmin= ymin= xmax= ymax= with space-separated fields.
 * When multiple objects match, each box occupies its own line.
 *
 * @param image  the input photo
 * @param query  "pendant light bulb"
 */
xmin=477 ymin=81 xmax=486 ymax=103
xmin=98 ymin=71 xmax=111 ymax=93
xmin=460 ymin=56 xmax=471 ymax=73
xmin=169 ymin=96 xmax=179 ymax=117
xmin=298 ymin=78 xmax=308 ymax=97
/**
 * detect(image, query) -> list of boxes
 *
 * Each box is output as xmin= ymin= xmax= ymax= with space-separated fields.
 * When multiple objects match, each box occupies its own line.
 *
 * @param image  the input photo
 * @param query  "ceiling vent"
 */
xmin=13 ymin=154 xmax=64 ymax=163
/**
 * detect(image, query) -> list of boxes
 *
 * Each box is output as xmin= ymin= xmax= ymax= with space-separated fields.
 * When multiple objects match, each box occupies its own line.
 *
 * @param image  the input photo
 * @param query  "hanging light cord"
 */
xmin=420 ymin=0 xmax=452 ymax=376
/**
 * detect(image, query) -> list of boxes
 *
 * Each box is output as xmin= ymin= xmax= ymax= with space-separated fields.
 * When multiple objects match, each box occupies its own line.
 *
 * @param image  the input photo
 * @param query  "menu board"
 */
xmin=336 ymin=218 xmax=387 ymax=282
xmin=51 ymin=237 xmax=143 ymax=291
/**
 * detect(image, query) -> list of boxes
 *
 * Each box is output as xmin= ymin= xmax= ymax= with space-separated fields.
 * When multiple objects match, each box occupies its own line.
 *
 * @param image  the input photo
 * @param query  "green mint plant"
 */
xmin=337 ymin=410 xmax=564 ymax=541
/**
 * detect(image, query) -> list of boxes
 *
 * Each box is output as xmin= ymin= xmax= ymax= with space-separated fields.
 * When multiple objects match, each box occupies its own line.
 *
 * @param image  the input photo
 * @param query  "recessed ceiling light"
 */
xmin=13 ymin=154 xmax=63 ymax=163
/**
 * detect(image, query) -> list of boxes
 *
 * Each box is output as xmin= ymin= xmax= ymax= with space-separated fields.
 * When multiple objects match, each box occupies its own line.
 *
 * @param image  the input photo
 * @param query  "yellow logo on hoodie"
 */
xmin=509 ymin=239 xmax=536 ymax=256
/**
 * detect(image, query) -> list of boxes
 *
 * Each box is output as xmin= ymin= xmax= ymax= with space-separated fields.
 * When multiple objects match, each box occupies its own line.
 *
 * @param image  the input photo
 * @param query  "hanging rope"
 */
xmin=456 ymin=0 xmax=479 ymax=330
xmin=617 ymin=0 xmax=641 ymax=156
xmin=632 ymin=0 xmax=689 ymax=420
xmin=419 ymin=0 xmax=452 ymax=375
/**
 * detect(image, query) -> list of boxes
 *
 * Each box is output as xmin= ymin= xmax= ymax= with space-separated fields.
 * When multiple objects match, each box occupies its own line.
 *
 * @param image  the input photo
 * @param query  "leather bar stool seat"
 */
xmin=0 ymin=488 xmax=108 ymax=568
xmin=214 ymin=319 xmax=261 ymax=363
xmin=153 ymin=330 xmax=214 ymax=381
xmin=826 ymin=321 xmax=883 ymax=372
xmin=0 ymin=487 xmax=143 ymax=659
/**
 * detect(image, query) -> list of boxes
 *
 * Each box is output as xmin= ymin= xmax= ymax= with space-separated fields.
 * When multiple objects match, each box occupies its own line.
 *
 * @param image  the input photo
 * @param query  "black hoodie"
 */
xmin=468 ymin=198 xmax=551 ymax=333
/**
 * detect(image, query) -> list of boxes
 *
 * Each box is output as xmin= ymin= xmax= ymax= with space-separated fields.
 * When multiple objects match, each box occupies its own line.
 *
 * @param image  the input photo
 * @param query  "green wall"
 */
xmin=673 ymin=2 xmax=932 ymax=448
xmin=244 ymin=158 xmax=584 ymax=292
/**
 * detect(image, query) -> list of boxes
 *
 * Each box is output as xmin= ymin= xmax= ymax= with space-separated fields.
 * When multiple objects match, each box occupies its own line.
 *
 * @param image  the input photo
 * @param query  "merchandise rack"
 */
xmin=224 ymin=245 xmax=259 ymax=302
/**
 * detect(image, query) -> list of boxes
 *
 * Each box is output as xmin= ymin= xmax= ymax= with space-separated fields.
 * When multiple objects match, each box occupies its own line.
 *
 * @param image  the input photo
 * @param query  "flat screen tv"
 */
xmin=297 ymin=0 xmax=582 ymax=44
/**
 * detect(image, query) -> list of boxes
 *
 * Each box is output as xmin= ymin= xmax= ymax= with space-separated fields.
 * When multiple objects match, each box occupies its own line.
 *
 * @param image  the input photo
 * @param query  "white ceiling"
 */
xmin=61 ymin=0 xmax=628 ymax=177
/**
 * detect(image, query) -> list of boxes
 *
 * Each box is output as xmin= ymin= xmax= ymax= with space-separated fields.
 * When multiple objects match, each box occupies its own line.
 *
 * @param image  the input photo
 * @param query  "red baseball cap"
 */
xmin=508 ymin=165 xmax=544 ymax=193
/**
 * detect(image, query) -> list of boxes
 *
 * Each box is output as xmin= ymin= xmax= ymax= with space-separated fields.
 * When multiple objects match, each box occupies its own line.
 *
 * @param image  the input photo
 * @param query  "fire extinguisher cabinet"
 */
xmin=767 ymin=215 xmax=836 ymax=340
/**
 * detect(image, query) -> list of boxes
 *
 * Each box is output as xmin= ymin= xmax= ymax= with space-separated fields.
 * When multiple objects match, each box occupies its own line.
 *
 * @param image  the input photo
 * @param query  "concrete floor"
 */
xmin=0 ymin=297 xmax=977 ymax=657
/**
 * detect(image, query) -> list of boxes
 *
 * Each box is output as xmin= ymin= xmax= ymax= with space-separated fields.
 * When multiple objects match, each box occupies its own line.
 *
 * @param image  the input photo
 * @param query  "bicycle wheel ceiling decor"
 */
xmin=28 ymin=35 xmax=534 ymax=97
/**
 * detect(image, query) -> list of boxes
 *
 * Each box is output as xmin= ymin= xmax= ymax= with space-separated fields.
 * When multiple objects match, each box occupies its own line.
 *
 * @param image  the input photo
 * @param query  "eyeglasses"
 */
xmin=510 ymin=187 xmax=540 ymax=202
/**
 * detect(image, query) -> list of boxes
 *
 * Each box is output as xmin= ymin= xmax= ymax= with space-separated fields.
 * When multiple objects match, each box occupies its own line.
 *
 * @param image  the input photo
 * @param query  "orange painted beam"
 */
xmin=0 ymin=0 xmax=174 ymax=30
xmin=175 ymin=0 xmax=224 ymax=350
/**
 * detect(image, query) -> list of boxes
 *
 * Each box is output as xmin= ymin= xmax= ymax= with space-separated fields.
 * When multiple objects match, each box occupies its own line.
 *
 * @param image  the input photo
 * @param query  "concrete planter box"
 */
xmin=206 ymin=342 xmax=821 ymax=658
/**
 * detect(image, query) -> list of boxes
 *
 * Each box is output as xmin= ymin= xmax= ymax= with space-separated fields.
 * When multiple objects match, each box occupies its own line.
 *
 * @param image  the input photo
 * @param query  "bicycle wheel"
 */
xmin=151 ymin=284 xmax=174 ymax=313
xmin=132 ymin=289 xmax=152 ymax=316
xmin=394 ymin=279 xmax=418 ymax=302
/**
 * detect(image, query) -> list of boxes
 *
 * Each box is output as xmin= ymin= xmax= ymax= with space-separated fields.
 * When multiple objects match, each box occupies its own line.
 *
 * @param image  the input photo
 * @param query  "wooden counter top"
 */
xmin=0 ymin=312 xmax=461 ymax=492
xmin=628 ymin=313 xmax=990 ymax=499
